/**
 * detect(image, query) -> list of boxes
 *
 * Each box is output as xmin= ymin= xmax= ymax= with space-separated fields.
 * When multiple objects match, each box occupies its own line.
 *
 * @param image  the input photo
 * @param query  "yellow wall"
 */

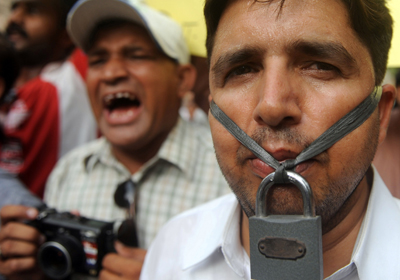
xmin=146 ymin=0 xmax=400 ymax=67
xmin=388 ymin=0 xmax=400 ymax=68
xmin=145 ymin=0 xmax=207 ymax=57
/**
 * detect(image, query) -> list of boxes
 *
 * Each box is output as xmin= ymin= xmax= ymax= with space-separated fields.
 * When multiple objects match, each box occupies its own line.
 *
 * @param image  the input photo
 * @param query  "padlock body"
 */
xmin=249 ymin=215 xmax=323 ymax=280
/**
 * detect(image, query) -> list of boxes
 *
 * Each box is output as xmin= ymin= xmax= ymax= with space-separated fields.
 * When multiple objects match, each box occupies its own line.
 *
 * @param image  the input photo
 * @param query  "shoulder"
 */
xmin=48 ymin=138 xmax=106 ymax=178
xmin=142 ymin=194 xmax=237 ymax=279
xmin=184 ymin=119 xmax=214 ymax=148
xmin=54 ymin=138 xmax=105 ymax=166
xmin=166 ymin=193 xmax=237 ymax=225
xmin=44 ymin=138 xmax=106 ymax=200
xmin=18 ymin=78 xmax=57 ymax=98
xmin=145 ymin=194 xmax=236 ymax=254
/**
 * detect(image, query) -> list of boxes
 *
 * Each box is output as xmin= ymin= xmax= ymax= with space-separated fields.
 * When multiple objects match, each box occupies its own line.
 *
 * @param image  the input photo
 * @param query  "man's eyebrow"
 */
xmin=289 ymin=40 xmax=357 ymax=67
xmin=211 ymin=47 xmax=263 ymax=81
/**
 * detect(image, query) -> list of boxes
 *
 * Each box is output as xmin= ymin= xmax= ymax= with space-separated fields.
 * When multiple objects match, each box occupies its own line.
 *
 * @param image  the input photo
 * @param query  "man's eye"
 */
xmin=308 ymin=62 xmax=339 ymax=72
xmin=27 ymin=7 xmax=40 ymax=14
xmin=226 ymin=65 xmax=255 ymax=80
xmin=25 ymin=4 xmax=41 ymax=14
xmin=88 ymin=57 xmax=105 ymax=67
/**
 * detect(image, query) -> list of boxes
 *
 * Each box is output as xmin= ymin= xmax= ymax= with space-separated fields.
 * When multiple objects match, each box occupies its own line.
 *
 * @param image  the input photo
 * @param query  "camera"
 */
xmin=28 ymin=208 xmax=116 ymax=279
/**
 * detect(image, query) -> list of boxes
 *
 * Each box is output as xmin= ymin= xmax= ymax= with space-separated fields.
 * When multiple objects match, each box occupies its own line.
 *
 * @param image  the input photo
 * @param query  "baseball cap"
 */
xmin=67 ymin=0 xmax=190 ymax=64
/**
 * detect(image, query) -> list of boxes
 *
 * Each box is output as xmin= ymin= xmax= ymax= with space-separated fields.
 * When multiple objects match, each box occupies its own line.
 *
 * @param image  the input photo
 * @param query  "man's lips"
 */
xmin=6 ymin=32 xmax=26 ymax=44
xmin=249 ymin=157 xmax=315 ymax=178
xmin=6 ymin=23 xmax=28 ymax=41
xmin=102 ymin=91 xmax=142 ymax=125
xmin=103 ymin=107 xmax=142 ymax=125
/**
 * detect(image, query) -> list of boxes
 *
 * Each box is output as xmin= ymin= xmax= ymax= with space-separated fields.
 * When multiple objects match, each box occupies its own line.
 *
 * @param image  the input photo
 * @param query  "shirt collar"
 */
xmin=84 ymin=137 xmax=131 ymax=177
xmin=181 ymin=194 xmax=247 ymax=277
xmin=350 ymin=167 xmax=400 ymax=279
xmin=157 ymin=118 xmax=200 ymax=178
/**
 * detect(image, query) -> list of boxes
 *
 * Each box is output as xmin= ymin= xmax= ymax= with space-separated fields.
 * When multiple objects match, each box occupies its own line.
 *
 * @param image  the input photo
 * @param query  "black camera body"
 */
xmin=29 ymin=208 xmax=115 ymax=280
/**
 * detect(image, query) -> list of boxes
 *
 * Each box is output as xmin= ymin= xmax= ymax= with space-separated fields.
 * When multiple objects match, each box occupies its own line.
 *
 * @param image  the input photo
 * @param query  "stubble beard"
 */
xmin=215 ymin=117 xmax=379 ymax=233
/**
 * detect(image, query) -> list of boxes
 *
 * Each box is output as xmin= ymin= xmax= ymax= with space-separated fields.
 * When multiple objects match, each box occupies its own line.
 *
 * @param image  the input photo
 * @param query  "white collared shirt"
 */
xmin=141 ymin=168 xmax=400 ymax=279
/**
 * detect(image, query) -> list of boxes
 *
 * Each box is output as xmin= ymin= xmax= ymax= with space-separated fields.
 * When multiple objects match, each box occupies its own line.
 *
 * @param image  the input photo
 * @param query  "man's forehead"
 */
xmin=211 ymin=0 xmax=357 ymax=59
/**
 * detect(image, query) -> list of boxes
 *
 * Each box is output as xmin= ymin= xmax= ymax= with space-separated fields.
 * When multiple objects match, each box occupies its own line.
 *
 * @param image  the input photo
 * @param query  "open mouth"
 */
xmin=104 ymin=92 xmax=141 ymax=111
xmin=102 ymin=92 xmax=142 ymax=124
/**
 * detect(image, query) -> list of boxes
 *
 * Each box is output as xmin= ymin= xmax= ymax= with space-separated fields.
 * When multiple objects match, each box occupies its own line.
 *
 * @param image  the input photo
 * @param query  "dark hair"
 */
xmin=0 ymin=33 xmax=20 ymax=102
xmin=55 ymin=0 xmax=79 ymax=28
xmin=395 ymin=69 xmax=400 ymax=88
xmin=204 ymin=0 xmax=393 ymax=85
xmin=0 ymin=33 xmax=20 ymax=143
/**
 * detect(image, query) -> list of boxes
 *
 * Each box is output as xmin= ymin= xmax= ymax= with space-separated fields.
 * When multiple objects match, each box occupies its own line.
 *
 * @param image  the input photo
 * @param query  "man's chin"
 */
xmin=237 ymin=185 xmax=306 ymax=218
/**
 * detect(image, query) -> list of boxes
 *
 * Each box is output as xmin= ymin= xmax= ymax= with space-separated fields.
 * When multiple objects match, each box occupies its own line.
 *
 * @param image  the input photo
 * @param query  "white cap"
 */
xmin=67 ymin=0 xmax=190 ymax=64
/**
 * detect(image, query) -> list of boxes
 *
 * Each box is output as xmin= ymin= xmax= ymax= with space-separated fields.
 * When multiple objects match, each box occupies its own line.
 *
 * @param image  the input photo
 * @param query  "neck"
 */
xmin=321 ymin=173 xmax=371 ymax=278
xmin=241 ymin=171 xmax=372 ymax=278
xmin=110 ymin=132 xmax=171 ymax=175
xmin=15 ymin=66 xmax=45 ymax=87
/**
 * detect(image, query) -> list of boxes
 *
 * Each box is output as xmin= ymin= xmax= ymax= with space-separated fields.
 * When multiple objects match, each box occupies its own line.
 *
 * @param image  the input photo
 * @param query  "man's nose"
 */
xmin=253 ymin=65 xmax=302 ymax=128
xmin=102 ymin=57 xmax=129 ymax=85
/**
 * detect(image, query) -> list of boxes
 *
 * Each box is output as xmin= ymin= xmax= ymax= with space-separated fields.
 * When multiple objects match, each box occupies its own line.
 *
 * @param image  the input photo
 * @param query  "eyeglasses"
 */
xmin=114 ymin=180 xmax=138 ymax=247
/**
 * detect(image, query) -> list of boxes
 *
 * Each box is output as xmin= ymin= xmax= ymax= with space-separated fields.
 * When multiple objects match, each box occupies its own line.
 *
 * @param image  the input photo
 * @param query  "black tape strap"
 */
xmin=210 ymin=87 xmax=382 ymax=183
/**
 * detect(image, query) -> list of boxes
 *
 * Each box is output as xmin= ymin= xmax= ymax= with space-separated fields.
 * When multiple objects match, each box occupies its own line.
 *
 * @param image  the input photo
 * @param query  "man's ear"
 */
xmin=377 ymin=84 xmax=396 ymax=144
xmin=177 ymin=64 xmax=197 ymax=98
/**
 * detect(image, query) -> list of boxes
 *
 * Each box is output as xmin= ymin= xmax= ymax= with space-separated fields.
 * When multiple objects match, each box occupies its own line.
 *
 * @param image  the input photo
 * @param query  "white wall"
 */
xmin=0 ymin=0 xmax=12 ymax=31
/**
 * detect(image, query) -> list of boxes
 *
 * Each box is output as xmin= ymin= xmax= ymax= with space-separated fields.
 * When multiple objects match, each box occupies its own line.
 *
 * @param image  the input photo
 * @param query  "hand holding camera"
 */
xmin=0 ymin=180 xmax=143 ymax=280
xmin=0 ymin=205 xmax=46 ymax=280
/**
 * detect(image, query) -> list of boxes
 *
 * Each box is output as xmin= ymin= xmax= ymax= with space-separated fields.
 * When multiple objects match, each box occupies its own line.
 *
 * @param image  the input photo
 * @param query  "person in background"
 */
xmin=373 ymin=69 xmax=400 ymax=198
xmin=179 ymin=55 xmax=211 ymax=127
xmin=1 ymin=0 xmax=97 ymax=198
xmin=141 ymin=0 xmax=399 ymax=279
xmin=0 ymin=0 xmax=230 ymax=279
xmin=0 ymin=32 xmax=43 ymax=210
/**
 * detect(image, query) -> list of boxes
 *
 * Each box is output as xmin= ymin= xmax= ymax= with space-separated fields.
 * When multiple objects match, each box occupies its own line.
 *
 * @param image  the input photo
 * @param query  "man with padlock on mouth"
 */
xmin=0 ymin=0 xmax=231 ymax=279
xmin=141 ymin=0 xmax=400 ymax=279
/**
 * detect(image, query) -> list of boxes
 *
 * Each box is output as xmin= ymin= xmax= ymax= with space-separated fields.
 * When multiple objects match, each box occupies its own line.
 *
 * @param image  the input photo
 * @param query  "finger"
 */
xmin=6 ymin=268 xmax=45 ymax=280
xmin=0 ymin=222 xmax=45 ymax=244
xmin=0 ymin=256 xmax=37 ymax=276
xmin=114 ymin=242 xmax=146 ymax=261
xmin=1 ymin=206 xmax=38 ymax=226
xmin=1 ymin=239 xmax=39 ymax=258
xmin=101 ymin=253 xmax=142 ymax=278
xmin=98 ymin=268 xmax=122 ymax=280
xmin=69 ymin=210 xmax=80 ymax=216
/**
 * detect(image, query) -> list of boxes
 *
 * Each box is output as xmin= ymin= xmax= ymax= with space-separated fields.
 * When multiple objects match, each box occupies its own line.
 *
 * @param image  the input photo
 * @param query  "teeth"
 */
xmin=103 ymin=92 xmax=137 ymax=105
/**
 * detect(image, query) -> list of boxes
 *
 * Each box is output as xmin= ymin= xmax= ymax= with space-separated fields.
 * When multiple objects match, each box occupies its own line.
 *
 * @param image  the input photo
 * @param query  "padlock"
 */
xmin=249 ymin=171 xmax=323 ymax=280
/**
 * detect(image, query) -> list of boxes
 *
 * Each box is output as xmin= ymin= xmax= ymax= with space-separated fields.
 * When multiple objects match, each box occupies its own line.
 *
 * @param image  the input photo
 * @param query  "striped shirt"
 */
xmin=44 ymin=118 xmax=231 ymax=248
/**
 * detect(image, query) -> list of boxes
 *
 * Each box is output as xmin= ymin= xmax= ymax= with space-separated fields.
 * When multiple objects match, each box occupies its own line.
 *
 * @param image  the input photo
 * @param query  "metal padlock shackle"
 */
xmin=255 ymin=171 xmax=316 ymax=217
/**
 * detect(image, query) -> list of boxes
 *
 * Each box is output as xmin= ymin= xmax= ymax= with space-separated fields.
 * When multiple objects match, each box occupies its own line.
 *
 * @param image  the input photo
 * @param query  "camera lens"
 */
xmin=38 ymin=236 xmax=84 ymax=279
xmin=39 ymin=243 xmax=69 ymax=276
